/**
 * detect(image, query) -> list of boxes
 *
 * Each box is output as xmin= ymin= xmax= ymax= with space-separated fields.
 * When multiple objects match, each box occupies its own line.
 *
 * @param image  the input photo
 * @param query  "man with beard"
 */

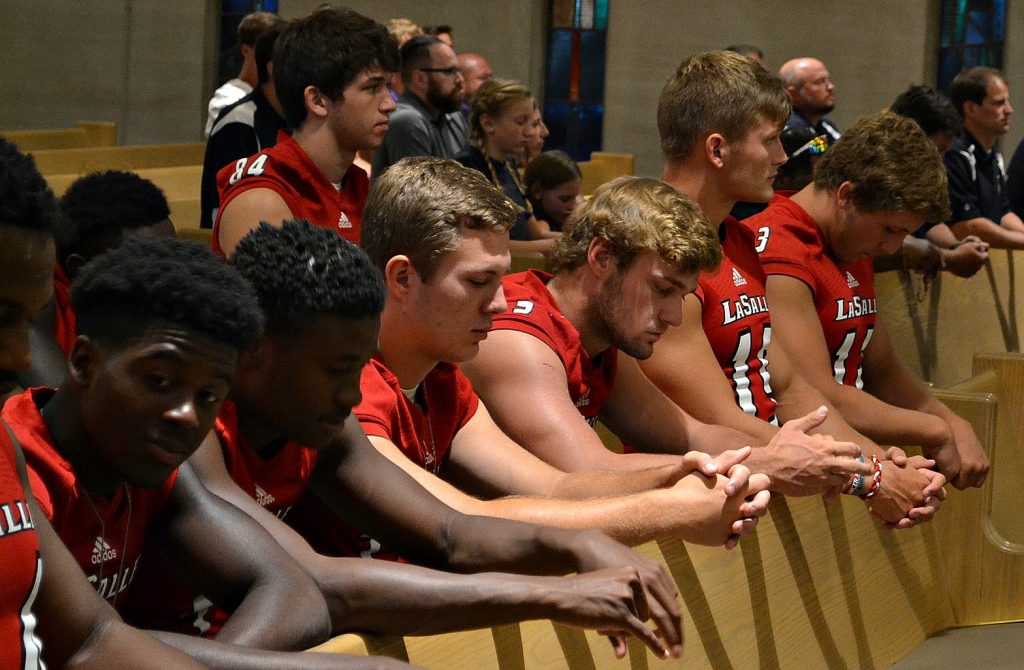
xmin=780 ymin=57 xmax=841 ymax=147
xmin=372 ymin=35 xmax=469 ymax=175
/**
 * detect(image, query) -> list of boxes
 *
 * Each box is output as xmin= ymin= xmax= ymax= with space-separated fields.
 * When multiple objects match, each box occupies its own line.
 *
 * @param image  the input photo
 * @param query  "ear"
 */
xmin=785 ymin=83 xmax=799 ymax=101
xmin=384 ymin=255 xmax=417 ymax=301
xmin=479 ymin=112 xmax=496 ymax=135
xmin=66 ymin=336 xmax=98 ymax=387
xmin=304 ymin=85 xmax=329 ymax=120
xmin=64 ymin=253 xmax=87 ymax=280
xmin=963 ymin=99 xmax=979 ymax=120
xmin=704 ymin=133 xmax=727 ymax=168
xmin=585 ymin=237 xmax=617 ymax=280
xmin=835 ymin=181 xmax=854 ymax=209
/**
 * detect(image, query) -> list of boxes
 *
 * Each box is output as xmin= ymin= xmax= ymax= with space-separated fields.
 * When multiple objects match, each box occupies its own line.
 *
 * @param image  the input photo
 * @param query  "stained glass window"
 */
xmin=937 ymin=0 xmax=1006 ymax=93
xmin=544 ymin=0 xmax=609 ymax=161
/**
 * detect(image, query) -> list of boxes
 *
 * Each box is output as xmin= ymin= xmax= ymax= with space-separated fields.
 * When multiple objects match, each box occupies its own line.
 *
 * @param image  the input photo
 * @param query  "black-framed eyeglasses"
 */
xmin=420 ymin=66 xmax=461 ymax=77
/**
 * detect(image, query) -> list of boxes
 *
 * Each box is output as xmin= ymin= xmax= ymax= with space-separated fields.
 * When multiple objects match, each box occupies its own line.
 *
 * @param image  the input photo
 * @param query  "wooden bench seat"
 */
xmin=2 ymin=121 xmax=117 ymax=151
xmin=30 ymin=142 xmax=204 ymax=176
xmin=577 ymin=151 xmax=635 ymax=196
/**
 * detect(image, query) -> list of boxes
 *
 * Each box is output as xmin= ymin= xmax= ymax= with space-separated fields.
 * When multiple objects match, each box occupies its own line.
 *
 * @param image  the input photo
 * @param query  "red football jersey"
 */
xmin=2 ymin=389 xmax=178 ymax=608
xmin=493 ymin=270 xmax=618 ymax=426
xmin=0 ymin=424 xmax=44 ymax=669
xmin=122 ymin=398 xmax=322 ymax=638
xmin=695 ymin=219 xmax=778 ymax=423
xmin=212 ymin=131 xmax=368 ymax=256
xmin=288 ymin=357 xmax=479 ymax=561
xmin=748 ymin=195 xmax=876 ymax=389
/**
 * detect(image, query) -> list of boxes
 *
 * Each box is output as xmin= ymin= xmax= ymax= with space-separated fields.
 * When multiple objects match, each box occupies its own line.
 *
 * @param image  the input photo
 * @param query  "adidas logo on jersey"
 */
xmin=732 ymin=268 xmax=747 ymax=287
xmin=255 ymin=485 xmax=276 ymax=507
xmin=91 ymin=536 xmax=117 ymax=565
xmin=338 ymin=212 xmax=352 ymax=229
xmin=846 ymin=272 xmax=860 ymax=288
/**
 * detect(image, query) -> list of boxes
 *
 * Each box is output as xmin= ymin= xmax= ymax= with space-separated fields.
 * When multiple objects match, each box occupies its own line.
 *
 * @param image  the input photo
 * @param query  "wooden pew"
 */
xmin=30 ymin=142 xmax=204 ymax=176
xmin=578 ymin=152 xmax=635 ymax=197
xmin=2 ymin=121 xmax=117 ymax=151
xmin=307 ymin=350 xmax=1022 ymax=667
xmin=44 ymin=165 xmax=203 ymax=233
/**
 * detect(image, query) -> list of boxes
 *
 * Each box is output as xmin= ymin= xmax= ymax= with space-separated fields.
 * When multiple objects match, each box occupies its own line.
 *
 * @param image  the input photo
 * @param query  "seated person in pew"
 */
xmin=890 ymin=84 xmax=989 ymax=279
xmin=524 ymin=150 xmax=582 ymax=237
xmin=944 ymin=68 xmax=1024 ymax=251
xmin=178 ymin=219 xmax=689 ymax=660
xmin=3 ymin=237 xmax=418 ymax=669
xmin=283 ymin=158 xmax=772 ymax=575
xmin=747 ymin=111 xmax=989 ymax=490
xmin=636 ymin=51 xmax=944 ymax=526
xmin=0 ymin=136 xmax=207 ymax=670
xmin=456 ymin=80 xmax=559 ymax=255
xmin=18 ymin=170 xmax=175 ymax=391
xmin=200 ymin=17 xmax=288 ymax=230
xmin=214 ymin=7 xmax=398 ymax=255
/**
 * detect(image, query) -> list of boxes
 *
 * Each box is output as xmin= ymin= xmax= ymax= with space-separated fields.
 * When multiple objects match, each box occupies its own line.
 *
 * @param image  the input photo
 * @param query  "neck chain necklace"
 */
xmin=80 ymin=482 xmax=132 ymax=606
xmin=485 ymin=152 xmax=534 ymax=215
xmin=406 ymin=385 xmax=440 ymax=474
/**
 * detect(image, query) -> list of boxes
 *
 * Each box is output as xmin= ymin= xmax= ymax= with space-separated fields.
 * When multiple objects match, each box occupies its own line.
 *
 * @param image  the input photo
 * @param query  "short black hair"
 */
xmin=273 ymin=6 xmax=399 ymax=128
xmin=56 ymin=170 xmax=171 ymax=262
xmin=230 ymin=220 xmax=385 ymax=337
xmin=400 ymin=35 xmax=443 ymax=83
xmin=892 ymin=85 xmax=962 ymax=136
xmin=255 ymin=19 xmax=287 ymax=85
xmin=72 ymin=237 xmax=263 ymax=351
xmin=0 ymin=138 xmax=58 ymax=234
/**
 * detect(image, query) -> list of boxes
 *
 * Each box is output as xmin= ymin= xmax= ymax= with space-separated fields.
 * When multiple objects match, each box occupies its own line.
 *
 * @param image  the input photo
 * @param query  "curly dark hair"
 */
xmin=274 ymin=6 xmax=399 ymax=128
xmin=230 ymin=220 xmax=385 ymax=336
xmin=55 ymin=170 xmax=171 ymax=262
xmin=0 ymin=138 xmax=59 ymax=233
xmin=72 ymin=237 xmax=264 ymax=351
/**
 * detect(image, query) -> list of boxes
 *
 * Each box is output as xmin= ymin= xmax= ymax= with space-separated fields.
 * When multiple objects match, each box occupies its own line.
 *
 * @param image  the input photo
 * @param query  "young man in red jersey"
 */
xmin=214 ymin=7 xmax=398 ymax=255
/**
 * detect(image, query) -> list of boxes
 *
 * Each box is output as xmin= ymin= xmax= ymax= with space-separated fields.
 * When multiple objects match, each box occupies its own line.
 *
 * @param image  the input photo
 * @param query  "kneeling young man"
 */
xmin=747 ymin=111 xmax=988 ymax=489
xmin=288 ymin=158 xmax=771 ymax=577
xmin=637 ymin=51 xmax=944 ymax=526
xmin=181 ymin=220 xmax=685 ymax=658
xmin=2 ymin=237 xmax=407 ymax=669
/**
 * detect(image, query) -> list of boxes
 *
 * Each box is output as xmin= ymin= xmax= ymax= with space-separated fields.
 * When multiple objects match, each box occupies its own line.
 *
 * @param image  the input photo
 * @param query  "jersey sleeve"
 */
xmin=750 ymin=214 xmax=818 ymax=289
xmin=354 ymin=364 xmax=401 ymax=442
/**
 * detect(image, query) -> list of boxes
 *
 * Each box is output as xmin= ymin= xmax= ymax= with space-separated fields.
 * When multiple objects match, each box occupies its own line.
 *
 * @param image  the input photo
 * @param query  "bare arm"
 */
xmin=369 ymin=427 xmax=767 ymax=548
xmin=764 ymin=274 xmax=952 ymax=448
xmin=186 ymin=431 xmax=668 ymax=652
xmin=156 ymin=465 xmax=330 ymax=652
xmin=463 ymin=329 xmax=697 ymax=472
xmin=861 ymin=320 xmax=988 ymax=489
xmin=311 ymin=417 xmax=686 ymax=650
xmin=31 ymin=501 xmax=208 ymax=670
xmin=949 ymin=213 xmax=1024 ymax=249
xmin=215 ymin=188 xmax=294 ymax=257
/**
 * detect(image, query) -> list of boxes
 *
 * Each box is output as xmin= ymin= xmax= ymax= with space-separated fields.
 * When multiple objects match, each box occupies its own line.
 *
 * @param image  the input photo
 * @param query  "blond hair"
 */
xmin=361 ymin=157 xmax=516 ymax=281
xmin=814 ymin=110 xmax=951 ymax=224
xmin=385 ymin=17 xmax=422 ymax=47
xmin=658 ymin=50 xmax=790 ymax=159
xmin=551 ymin=176 xmax=721 ymax=275
xmin=468 ymin=79 xmax=533 ymax=149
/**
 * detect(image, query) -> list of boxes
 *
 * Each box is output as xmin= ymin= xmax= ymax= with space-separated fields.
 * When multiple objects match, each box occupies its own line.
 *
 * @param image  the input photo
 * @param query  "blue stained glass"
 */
xmin=546 ymin=30 xmax=573 ymax=100
xmin=993 ymin=0 xmax=1006 ymax=39
xmin=936 ymin=0 xmax=1006 ymax=93
xmin=542 ymin=102 xmax=604 ymax=162
xmin=578 ymin=31 xmax=607 ymax=102
xmin=595 ymin=0 xmax=608 ymax=30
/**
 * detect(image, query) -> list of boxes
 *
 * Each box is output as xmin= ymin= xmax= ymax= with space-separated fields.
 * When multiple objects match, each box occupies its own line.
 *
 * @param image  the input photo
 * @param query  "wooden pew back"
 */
xmin=577 ymin=152 xmax=635 ymax=196
xmin=30 ymin=142 xmax=205 ymax=176
xmin=2 ymin=121 xmax=117 ymax=151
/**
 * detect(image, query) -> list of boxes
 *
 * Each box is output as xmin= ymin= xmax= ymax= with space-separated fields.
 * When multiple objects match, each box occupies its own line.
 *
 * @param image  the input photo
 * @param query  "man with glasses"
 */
xmin=780 ymin=57 xmax=841 ymax=147
xmin=372 ymin=35 xmax=469 ymax=175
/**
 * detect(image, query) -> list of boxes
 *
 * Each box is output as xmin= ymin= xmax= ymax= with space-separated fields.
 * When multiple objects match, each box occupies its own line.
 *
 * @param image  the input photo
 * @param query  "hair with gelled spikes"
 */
xmin=231 ymin=219 xmax=385 ymax=337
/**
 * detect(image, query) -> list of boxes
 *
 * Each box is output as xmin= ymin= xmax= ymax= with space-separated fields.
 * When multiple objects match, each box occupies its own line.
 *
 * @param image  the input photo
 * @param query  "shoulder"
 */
xmin=455 ymin=146 xmax=487 ymax=172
